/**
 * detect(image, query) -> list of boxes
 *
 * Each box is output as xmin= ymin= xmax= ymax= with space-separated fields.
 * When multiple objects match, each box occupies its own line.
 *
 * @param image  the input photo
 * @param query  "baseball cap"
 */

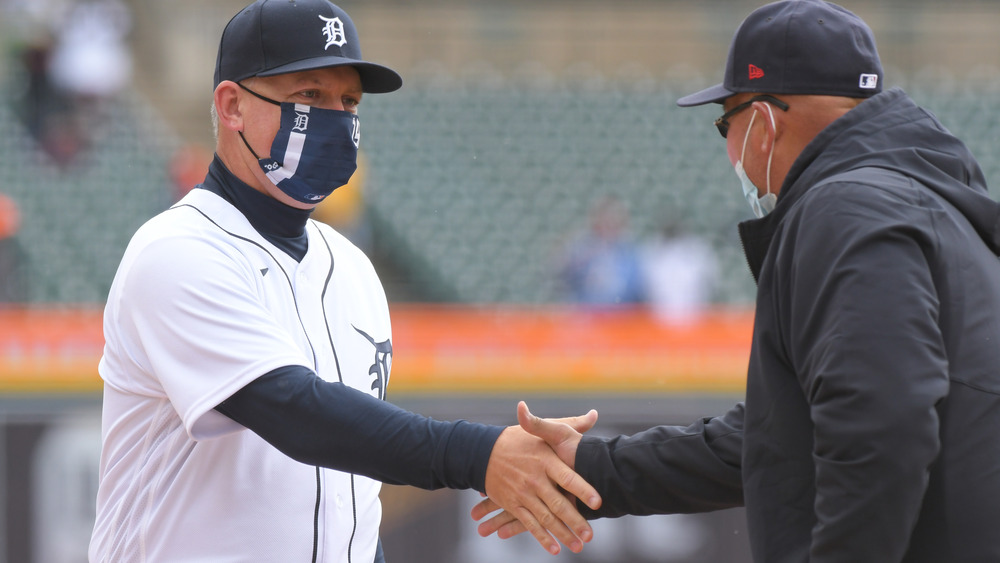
xmin=677 ymin=0 xmax=882 ymax=107
xmin=214 ymin=0 xmax=402 ymax=93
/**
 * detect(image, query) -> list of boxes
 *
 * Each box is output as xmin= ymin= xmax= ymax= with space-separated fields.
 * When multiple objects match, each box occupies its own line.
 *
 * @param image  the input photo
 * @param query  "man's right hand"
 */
xmin=473 ymin=401 xmax=592 ymax=547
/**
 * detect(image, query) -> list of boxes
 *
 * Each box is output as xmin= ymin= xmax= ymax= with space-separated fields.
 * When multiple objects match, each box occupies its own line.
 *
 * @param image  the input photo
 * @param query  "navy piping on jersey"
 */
xmin=178 ymin=157 xmax=338 ymax=560
xmin=313 ymin=467 xmax=323 ymax=563
xmin=315 ymin=227 xmax=359 ymax=563
xmin=167 ymin=203 xmax=321 ymax=371
xmin=313 ymin=226 xmax=343 ymax=563
xmin=199 ymin=155 xmax=311 ymax=261
xmin=169 ymin=203 xmax=333 ymax=560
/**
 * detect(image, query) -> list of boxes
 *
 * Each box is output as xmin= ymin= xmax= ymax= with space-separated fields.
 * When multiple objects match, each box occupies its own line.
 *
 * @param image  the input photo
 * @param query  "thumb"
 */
xmin=517 ymin=401 xmax=591 ymax=443
xmin=518 ymin=401 xmax=598 ymax=435
xmin=564 ymin=409 xmax=599 ymax=434
xmin=517 ymin=401 xmax=588 ymax=472
xmin=516 ymin=401 xmax=543 ymax=436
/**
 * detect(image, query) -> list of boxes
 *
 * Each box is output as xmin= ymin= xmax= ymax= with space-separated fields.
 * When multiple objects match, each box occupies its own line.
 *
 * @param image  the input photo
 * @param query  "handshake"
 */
xmin=473 ymin=401 xmax=603 ymax=556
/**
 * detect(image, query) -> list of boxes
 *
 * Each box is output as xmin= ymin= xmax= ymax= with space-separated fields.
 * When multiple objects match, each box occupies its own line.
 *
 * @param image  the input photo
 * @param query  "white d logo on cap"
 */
xmin=320 ymin=15 xmax=347 ymax=50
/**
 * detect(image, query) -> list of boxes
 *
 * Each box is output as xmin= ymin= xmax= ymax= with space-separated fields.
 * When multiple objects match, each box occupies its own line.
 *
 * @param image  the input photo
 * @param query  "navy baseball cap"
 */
xmin=214 ymin=0 xmax=402 ymax=93
xmin=677 ymin=0 xmax=882 ymax=107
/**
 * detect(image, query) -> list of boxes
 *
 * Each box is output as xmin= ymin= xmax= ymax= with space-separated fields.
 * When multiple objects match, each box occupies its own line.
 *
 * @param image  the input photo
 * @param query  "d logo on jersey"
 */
xmin=354 ymin=327 xmax=392 ymax=400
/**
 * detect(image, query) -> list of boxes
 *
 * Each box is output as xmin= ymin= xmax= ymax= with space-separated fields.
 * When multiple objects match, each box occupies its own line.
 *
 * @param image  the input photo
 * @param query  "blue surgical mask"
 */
xmin=238 ymin=84 xmax=359 ymax=204
xmin=734 ymin=106 xmax=777 ymax=218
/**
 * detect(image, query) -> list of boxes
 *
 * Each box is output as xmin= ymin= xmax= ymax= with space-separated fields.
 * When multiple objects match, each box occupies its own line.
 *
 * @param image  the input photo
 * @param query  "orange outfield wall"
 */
xmin=0 ymin=305 xmax=754 ymax=394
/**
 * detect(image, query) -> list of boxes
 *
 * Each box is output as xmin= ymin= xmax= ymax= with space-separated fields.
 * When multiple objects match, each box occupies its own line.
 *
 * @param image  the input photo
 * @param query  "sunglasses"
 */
xmin=714 ymin=95 xmax=790 ymax=138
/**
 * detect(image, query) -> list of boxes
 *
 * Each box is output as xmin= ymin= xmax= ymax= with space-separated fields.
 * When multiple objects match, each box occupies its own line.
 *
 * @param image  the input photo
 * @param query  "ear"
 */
xmin=751 ymin=100 xmax=778 ymax=152
xmin=214 ymin=81 xmax=244 ymax=133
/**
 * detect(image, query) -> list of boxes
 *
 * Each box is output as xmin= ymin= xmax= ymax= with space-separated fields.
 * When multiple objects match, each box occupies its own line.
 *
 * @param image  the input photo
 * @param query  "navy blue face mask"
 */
xmin=238 ymin=83 xmax=359 ymax=204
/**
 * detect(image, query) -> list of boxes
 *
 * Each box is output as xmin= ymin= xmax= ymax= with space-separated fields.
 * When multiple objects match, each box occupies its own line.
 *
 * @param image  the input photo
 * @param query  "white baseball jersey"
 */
xmin=90 ymin=187 xmax=392 ymax=562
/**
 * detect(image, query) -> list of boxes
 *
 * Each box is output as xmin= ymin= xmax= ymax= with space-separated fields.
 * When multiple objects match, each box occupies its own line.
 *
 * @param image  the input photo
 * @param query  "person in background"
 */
xmin=640 ymin=213 xmax=719 ymax=325
xmin=3 ymin=0 xmax=133 ymax=167
xmin=557 ymin=195 xmax=646 ymax=306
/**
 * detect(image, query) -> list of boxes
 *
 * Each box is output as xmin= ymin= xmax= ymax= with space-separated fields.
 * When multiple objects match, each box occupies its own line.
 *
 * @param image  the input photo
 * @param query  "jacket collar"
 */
xmin=736 ymin=89 xmax=908 ymax=281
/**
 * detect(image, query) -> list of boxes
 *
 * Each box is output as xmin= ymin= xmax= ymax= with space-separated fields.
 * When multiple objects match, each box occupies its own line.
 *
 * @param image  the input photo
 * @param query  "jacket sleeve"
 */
xmin=574 ymin=403 xmax=744 ymax=518
xmin=787 ymin=180 xmax=949 ymax=562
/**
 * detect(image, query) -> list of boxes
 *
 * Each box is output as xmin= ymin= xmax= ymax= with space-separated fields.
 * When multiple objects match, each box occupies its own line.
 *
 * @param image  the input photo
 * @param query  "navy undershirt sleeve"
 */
xmin=215 ymin=366 xmax=504 ymax=492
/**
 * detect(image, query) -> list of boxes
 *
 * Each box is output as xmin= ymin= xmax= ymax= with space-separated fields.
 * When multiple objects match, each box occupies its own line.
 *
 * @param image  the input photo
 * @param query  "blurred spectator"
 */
xmin=7 ymin=30 xmax=84 ymax=166
xmin=3 ymin=0 xmax=133 ymax=167
xmin=311 ymin=150 xmax=373 ymax=251
xmin=640 ymin=214 xmax=719 ymax=325
xmin=0 ymin=193 xmax=28 ymax=303
xmin=13 ymin=34 xmax=59 ymax=139
xmin=47 ymin=0 xmax=133 ymax=100
xmin=556 ymin=196 xmax=646 ymax=306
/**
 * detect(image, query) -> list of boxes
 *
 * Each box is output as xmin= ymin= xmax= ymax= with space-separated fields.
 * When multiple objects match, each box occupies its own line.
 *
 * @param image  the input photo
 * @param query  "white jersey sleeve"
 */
xmin=101 ymin=219 xmax=312 ymax=439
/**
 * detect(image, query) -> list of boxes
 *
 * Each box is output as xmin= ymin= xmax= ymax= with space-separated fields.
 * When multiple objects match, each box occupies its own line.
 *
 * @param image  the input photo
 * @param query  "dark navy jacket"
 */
xmin=576 ymin=88 xmax=1000 ymax=562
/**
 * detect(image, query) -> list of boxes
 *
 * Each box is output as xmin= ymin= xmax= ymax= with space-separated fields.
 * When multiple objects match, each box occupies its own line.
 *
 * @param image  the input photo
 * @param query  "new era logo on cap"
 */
xmin=749 ymin=64 xmax=765 ymax=80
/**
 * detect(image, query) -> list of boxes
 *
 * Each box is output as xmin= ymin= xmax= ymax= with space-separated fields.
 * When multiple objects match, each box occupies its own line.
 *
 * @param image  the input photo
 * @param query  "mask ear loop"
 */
xmin=238 ymin=131 xmax=264 ymax=160
xmin=739 ymin=109 xmax=758 ymax=165
xmin=764 ymin=103 xmax=776 ymax=197
xmin=236 ymin=82 xmax=280 ymax=160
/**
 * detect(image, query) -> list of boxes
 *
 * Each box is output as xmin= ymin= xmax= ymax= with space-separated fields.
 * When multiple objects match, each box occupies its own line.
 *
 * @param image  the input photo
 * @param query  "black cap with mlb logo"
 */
xmin=214 ymin=0 xmax=402 ymax=93
xmin=677 ymin=0 xmax=882 ymax=106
